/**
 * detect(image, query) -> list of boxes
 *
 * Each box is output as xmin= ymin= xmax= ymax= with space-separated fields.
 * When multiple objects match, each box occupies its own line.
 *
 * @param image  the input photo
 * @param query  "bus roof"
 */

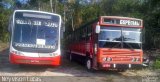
xmin=68 ymin=16 xmax=143 ymax=33
xmin=13 ymin=10 xmax=61 ymax=17
xmin=100 ymin=16 xmax=142 ymax=21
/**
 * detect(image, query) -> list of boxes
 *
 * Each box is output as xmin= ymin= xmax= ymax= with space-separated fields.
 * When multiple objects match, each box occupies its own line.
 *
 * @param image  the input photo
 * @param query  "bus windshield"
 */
xmin=98 ymin=27 xmax=142 ymax=49
xmin=12 ymin=12 xmax=60 ymax=53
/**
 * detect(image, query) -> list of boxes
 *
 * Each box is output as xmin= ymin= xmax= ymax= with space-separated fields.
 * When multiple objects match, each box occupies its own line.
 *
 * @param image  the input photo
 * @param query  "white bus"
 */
xmin=8 ymin=10 xmax=62 ymax=66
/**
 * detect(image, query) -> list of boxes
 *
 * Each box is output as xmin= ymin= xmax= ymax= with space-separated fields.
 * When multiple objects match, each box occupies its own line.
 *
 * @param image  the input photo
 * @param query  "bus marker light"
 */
xmin=113 ymin=64 xmax=116 ymax=68
xmin=129 ymin=64 xmax=131 ymax=68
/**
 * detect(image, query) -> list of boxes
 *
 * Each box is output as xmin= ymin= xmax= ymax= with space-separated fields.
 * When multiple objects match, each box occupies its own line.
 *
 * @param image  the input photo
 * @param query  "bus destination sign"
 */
xmin=120 ymin=20 xmax=140 ymax=26
xmin=103 ymin=18 xmax=142 ymax=26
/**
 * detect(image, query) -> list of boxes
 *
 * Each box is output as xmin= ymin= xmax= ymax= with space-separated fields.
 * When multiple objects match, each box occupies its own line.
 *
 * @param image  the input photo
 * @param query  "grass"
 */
xmin=153 ymin=58 xmax=160 ymax=69
xmin=0 ymin=42 xmax=8 ymax=51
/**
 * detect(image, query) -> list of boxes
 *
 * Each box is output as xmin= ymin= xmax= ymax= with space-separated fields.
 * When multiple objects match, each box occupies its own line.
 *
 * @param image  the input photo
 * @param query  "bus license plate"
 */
xmin=103 ymin=64 xmax=111 ymax=67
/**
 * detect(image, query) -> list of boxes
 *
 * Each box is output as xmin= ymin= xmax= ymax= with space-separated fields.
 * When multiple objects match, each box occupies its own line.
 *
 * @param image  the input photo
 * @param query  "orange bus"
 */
xmin=66 ymin=16 xmax=144 ymax=70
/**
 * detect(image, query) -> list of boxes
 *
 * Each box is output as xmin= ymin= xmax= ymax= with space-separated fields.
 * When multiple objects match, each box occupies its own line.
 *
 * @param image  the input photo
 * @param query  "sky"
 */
xmin=2 ymin=0 xmax=100 ymax=9
xmin=18 ymin=0 xmax=28 ymax=4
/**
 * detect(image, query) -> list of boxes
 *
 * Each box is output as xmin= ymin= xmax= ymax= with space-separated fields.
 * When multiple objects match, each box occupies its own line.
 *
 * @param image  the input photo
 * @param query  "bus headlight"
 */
xmin=107 ymin=57 xmax=112 ymax=61
xmin=103 ymin=57 xmax=112 ymax=61
xmin=135 ymin=58 xmax=139 ymax=62
xmin=103 ymin=57 xmax=107 ymax=61
xmin=49 ymin=53 xmax=54 ymax=56
xmin=12 ymin=51 xmax=24 ymax=56
xmin=132 ymin=58 xmax=139 ymax=62
xmin=50 ymin=53 xmax=60 ymax=56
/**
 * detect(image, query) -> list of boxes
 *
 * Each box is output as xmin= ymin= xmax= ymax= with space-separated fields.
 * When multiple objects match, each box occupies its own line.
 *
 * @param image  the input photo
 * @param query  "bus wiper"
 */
xmin=111 ymin=42 xmax=121 ymax=48
xmin=123 ymin=42 xmax=134 ymax=50
xmin=122 ymin=36 xmax=134 ymax=50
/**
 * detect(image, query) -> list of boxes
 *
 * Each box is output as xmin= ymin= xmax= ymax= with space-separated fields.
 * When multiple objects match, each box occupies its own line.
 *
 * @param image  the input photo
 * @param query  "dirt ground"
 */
xmin=0 ymin=43 xmax=160 ymax=82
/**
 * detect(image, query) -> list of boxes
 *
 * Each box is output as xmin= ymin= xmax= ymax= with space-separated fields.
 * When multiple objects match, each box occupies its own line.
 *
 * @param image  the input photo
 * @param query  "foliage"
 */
xmin=0 ymin=0 xmax=159 ymax=49
xmin=153 ymin=59 xmax=160 ymax=69
xmin=0 ymin=7 xmax=11 ymax=42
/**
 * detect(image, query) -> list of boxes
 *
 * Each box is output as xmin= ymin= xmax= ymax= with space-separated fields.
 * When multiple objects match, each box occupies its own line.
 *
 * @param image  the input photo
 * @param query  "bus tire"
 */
xmin=85 ymin=57 xmax=94 ymax=71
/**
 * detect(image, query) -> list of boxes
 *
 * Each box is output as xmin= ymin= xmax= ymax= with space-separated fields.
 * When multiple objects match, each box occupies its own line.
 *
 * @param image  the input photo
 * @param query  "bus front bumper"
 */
xmin=98 ymin=63 xmax=143 ymax=69
xmin=9 ymin=53 xmax=60 ymax=66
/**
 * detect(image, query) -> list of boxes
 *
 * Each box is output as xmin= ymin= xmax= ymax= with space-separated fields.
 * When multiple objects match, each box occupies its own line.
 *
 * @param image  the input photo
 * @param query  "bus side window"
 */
xmin=77 ymin=30 xmax=80 ymax=42
xmin=70 ymin=33 xmax=73 ymax=43
xmin=75 ymin=31 xmax=79 ymax=42
xmin=79 ymin=28 xmax=82 ymax=42
xmin=86 ymin=26 xmax=89 ymax=41
xmin=72 ymin=32 xmax=75 ymax=43
xmin=85 ymin=26 xmax=88 ymax=41
xmin=89 ymin=26 xmax=92 ymax=40
xmin=86 ymin=25 xmax=92 ymax=41
xmin=82 ymin=28 xmax=85 ymax=41
xmin=79 ymin=28 xmax=85 ymax=41
xmin=85 ymin=27 xmax=87 ymax=41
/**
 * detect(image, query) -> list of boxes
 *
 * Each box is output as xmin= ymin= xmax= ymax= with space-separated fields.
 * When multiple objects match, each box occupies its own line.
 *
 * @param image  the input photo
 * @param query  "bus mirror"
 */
xmin=95 ymin=25 xmax=100 ymax=33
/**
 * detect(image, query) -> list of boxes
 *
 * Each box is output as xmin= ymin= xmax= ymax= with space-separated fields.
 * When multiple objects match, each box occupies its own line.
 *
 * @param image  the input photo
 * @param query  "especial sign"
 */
xmin=102 ymin=17 xmax=142 ymax=27
xmin=120 ymin=20 xmax=140 ymax=26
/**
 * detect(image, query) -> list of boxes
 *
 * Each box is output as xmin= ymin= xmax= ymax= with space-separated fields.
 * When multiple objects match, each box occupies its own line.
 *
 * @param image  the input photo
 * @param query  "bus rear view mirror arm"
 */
xmin=95 ymin=25 xmax=100 ymax=34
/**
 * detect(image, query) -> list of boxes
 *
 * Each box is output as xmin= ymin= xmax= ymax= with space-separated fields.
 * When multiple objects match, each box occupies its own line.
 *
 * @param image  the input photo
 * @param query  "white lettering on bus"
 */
xmin=33 ymin=21 xmax=41 ymax=26
xmin=16 ymin=19 xmax=32 ymax=25
xmin=44 ymin=22 xmax=58 ymax=28
xmin=15 ymin=43 xmax=55 ymax=49
xmin=120 ymin=20 xmax=140 ymax=26
xmin=16 ymin=19 xmax=58 ymax=28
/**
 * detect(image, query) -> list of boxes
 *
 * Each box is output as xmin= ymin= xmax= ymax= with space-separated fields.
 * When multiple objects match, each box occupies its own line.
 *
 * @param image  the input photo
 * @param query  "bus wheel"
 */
xmin=86 ymin=58 xmax=92 ymax=71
